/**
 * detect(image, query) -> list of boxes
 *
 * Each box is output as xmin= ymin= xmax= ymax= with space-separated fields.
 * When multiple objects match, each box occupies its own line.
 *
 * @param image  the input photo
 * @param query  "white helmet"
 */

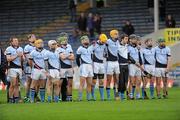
xmin=48 ymin=40 xmax=57 ymax=47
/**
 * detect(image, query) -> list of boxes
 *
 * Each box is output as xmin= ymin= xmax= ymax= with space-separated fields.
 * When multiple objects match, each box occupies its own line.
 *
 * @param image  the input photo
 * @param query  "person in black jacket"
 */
xmin=0 ymin=49 xmax=8 ymax=85
xmin=0 ymin=48 xmax=9 ymax=103
xmin=165 ymin=14 xmax=176 ymax=28
xmin=94 ymin=13 xmax=102 ymax=35
xmin=68 ymin=0 xmax=77 ymax=22
xmin=122 ymin=20 xmax=135 ymax=36
xmin=77 ymin=12 xmax=87 ymax=33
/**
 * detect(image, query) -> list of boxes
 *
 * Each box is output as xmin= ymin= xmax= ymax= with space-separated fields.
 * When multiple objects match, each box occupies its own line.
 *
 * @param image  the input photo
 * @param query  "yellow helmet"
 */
xmin=99 ymin=34 xmax=108 ymax=43
xmin=34 ymin=39 xmax=43 ymax=48
xmin=110 ymin=29 xmax=119 ymax=38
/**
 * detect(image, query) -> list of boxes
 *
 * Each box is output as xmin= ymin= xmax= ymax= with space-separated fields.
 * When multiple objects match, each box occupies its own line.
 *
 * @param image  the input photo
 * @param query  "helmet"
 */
xmin=157 ymin=37 xmax=165 ymax=43
xmin=110 ymin=29 xmax=119 ymax=38
xmin=99 ymin=34 xmax=108 ymax=43
xmin=48 ymin=40 xmax=57 ymax=47
xmin=34 ymin=39 xmax=43 ymax=48
xmin=57 ymin=32 xmax=68 ymax=44
xmin=80 ymin=35 xmax=89 ymax=44
xmin=59 ymin=32 xmax=68 ymax=38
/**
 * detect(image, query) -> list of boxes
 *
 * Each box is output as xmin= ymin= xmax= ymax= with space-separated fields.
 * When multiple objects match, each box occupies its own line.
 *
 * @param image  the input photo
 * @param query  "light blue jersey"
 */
xmin=91 ymin=41 xmax=106 ymax=63
xmin=142 ymin=47 xmax=156 ymax=65
xmin=76 ymin=45 xmax=93 ymax=66
xmin=128 ymin=45 xmax=143 ymax=64
xmin=29 ymin=49 xmax=48 ymax=69
xmin=46 ymin=49 xmax=60 ymax=70
xmin=24 ymin=44 xmax=35 ymax=65
xmin=24 ymin=44 xmax=35 ymax=56
xmin=106 ymin=39 xmax=119 ymax=61
xmin=155 ymin=46 xmax=171 ymax=68
xmin=56 ymin=44 xmax=73 ymax=68
xmin=5 ymin=46 xmax=23 ymax=68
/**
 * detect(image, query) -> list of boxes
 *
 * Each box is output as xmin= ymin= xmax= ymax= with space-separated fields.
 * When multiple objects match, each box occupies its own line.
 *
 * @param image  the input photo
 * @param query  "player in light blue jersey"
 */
xmin=23 ymin=34 xmax=36 ymax=102
xmin=142 ymin=38 xmax=156 ymax=99
xmin=106 ymin=30 xmax=120 ymax=100
xmin=5 ymin=37 xmax=24 ymax=103
xmin=76 ymin=36 xmax=94 ymax=101
xmin=155 ymin=37 xmax=171 ymax=99
xmin=128 ymin=34 xmax=143 ymax=99
xmin=91 ymin=34 xmax=107 ymax=101
xmin=46 ymin=40 xmax=61 ymax=102
xmin=29 ymin=39 xmax=48 ymax=103
xmin=56 ymin=32 xmax=75 ymax=101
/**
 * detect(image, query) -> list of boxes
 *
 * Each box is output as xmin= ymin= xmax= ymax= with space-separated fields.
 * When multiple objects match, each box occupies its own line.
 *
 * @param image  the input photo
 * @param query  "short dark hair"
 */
xmin=121 ymin=34 xmax=128 ymax=40
xmin=27 ymin=34 xmax=33 ymax=39
xmin=9 ymin=36 xmax=18 ymax=43
xmin=129 ymin=34 xmax=137 ymax=40
xmin=144 ymin=38 xmax=152 ymax=44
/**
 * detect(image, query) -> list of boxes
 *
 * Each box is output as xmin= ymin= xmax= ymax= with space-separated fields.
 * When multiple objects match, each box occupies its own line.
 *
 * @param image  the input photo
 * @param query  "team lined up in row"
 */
xmin=5 ymin=30 xmax=171 ymax=103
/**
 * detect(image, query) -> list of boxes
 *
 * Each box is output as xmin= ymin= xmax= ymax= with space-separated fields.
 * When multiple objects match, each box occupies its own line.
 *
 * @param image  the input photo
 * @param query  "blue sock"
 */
xmin=91 ymin=85 xmax=96 ymax=100
xmin=86 ymin=91 xmax=91 ymax=101
xmin=132 ymin=86 xmax=136 ymax=98
xmin=130 ymin=92 xmax=133 ymax=98
xmin=68 ymin=95 xmax=72 ymax=101
xmin=66 ymin=95 xmax=72 ymax=101
xmin=30 ymin=88 xmax=35 ymax=103
xmin=40 ymin=88 xmax=45 ymax=102
xmin=136 ymin=93 xmax=140 ymax=99
xmin=142 ymin=87 xmax=145 ymax=99
xmin=150 ymin=84 xmax=154 ymax=98
xmin=54 ymin=96 xmax=59 ymax=102
xmin=78 ymin=91 xmax=82 ymax=101
xmin=118 ymin=92 xmax=121 ymax=98
xmin=99 ymin=86 xmax=104 ymax=100
xmin=106 ymin=87 xmax=111 ymax=100
xmin=66 ymin=96 xmax=69 ymax=101
xmin=120 ymin=92 xmax=125 ymax=100
xmin=47 ymin=96 xmax=51 ymax=102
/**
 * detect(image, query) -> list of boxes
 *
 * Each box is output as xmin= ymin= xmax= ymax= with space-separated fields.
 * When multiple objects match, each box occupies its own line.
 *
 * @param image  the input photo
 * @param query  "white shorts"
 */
xmin=155 ymin=68 xmax=168 ymax=77
xmin=80 ymin=64 xmax=94 ymax=77
xmin=8 ymin=68 xmax=22 ymax=80
xmin=144 ymin=65 xmax=155 ymax=76
xmin=31 ymin=68 xmax=47 ymax=80
xmin=49 ymin=69 xmax=60 ymax=80
xmin=60 ymin=68 xmax=73 ymax=78
xmin=106 ymin=61 xmax=120 ymax=75
xmin=129 ymin=64 xmax=141 ymax=77
xmin=93 ymin=62 xmax=105 ymax=74
xmin=25 ymin=66 xmax=32 ymax=77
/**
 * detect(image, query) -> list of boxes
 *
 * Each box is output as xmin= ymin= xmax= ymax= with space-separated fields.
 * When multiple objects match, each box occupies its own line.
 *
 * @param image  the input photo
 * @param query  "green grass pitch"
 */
xmin=0 ymin=87 xmax=180 ymax=120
